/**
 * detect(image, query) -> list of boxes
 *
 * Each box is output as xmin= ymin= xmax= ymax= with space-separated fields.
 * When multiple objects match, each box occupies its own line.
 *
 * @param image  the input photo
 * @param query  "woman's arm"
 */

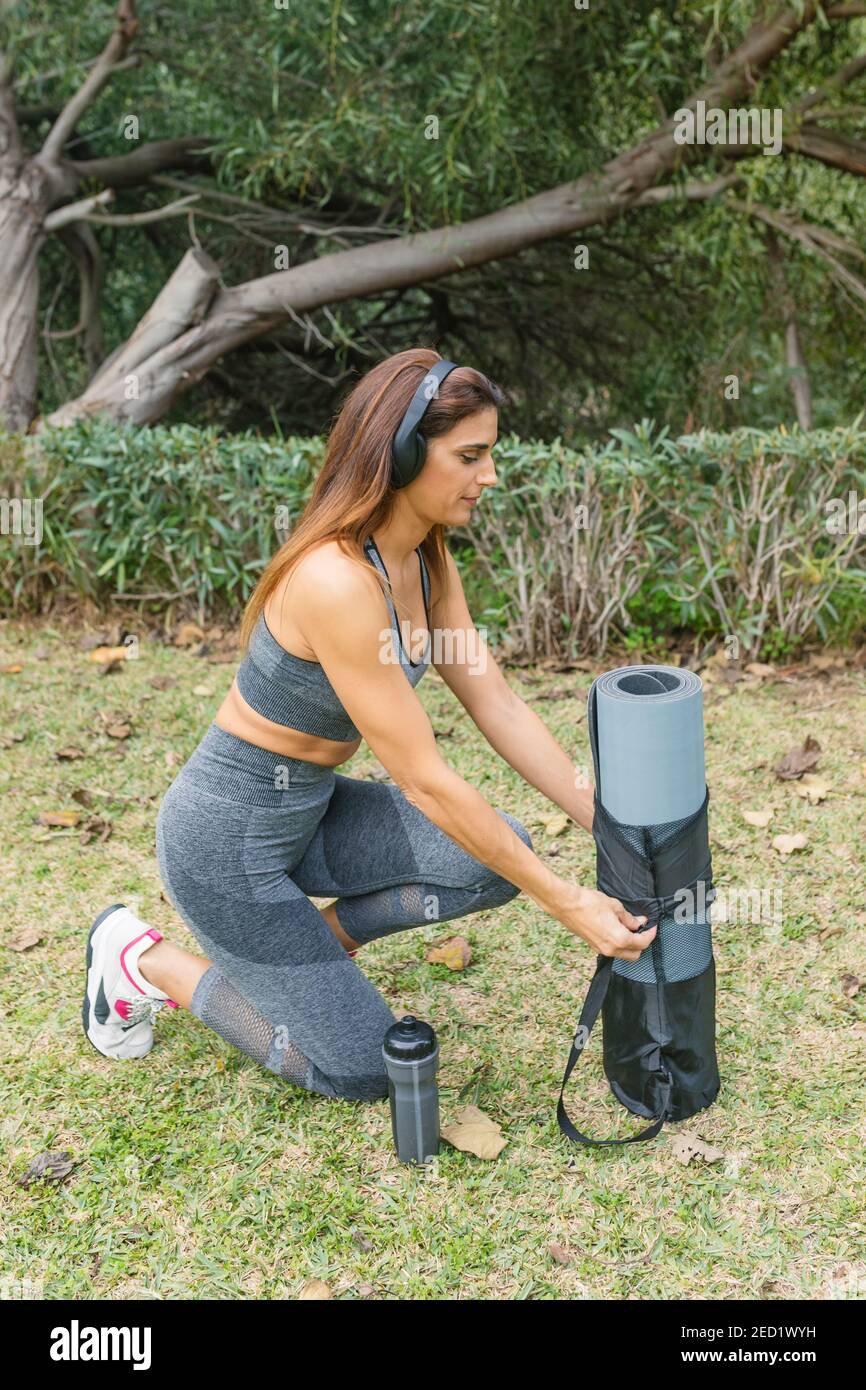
xmin=279 ymin=547 xmax=653 ymax=962
xmin=465 ymin=693 xmax=595 ymax=832
xmin=429 ymin=548 xmax=595 ymax=831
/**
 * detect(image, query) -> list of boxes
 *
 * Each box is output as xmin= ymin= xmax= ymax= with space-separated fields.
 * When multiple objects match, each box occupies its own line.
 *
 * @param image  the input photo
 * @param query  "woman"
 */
xmin=82 ymin=348 xmax=655 ymax=1101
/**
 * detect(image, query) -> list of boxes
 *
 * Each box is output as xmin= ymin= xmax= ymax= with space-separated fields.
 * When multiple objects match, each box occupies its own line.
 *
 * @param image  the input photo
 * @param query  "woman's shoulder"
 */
xmin=273 ymin=537 xmax=381 ymax=618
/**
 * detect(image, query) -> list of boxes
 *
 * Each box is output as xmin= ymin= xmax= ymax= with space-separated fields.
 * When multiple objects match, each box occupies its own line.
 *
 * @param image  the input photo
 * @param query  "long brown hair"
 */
xmin=239 ymin=347 xmax=505 ymax=650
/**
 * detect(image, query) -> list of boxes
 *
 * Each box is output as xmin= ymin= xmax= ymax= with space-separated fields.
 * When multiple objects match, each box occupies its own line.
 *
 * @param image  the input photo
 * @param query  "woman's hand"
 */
xmin=554 ymin=884 xmax=657 ymax=961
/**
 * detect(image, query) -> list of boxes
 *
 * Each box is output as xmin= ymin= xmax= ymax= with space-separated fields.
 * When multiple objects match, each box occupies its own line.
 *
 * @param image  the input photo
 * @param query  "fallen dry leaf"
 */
xmin=18 ymin=1151 xmax=76 ymax=1187
xmin=745 ymin=662 xmax=776 ymax=678
xmin=670 ymin=1133 xmax=724 ymax=1165
xmin=105 ymin=723 xmax=131 ymax=740
xmin=174 ymin=621 xmax=205 ymax=647
xmin=774 ymin=736 xmax=822 ymax=781
xmin=426 ymin=936 xmax=471 ymax=971
xmin=1 ymin=663 xmax=23 ymax=674
xmin=7 ymin=927 xmax=43 ymax=952
xmin=772 ymin=832 xmax=809 ymax=856
xmin=543 ymin=812 xmax=571 ymax=838
xmin=818 ymin=926 xmax=844 ymax=943
xmin=87 ymin=645 xmax=130 ymax=664
xmin=549 ymin=1242 xmax=573 ymax=1266
xmin=149 ymin=675 xmax=177 ymax=691
xmin=55 ymin=746 xmax=86 ymax=761
xmin=809 ymin=652 xmax=845 ymax=671
xmin=793 ymin=774 xmax=831 ymax=805
xmin=742 ymin=808 xmax=774 ymax=828
xmin=298 ymin=1279 xmax=332 ymax=1300
xmin=37 ymin=810 xmax=82 ymax=828
xmin=841 ymin=974 xmax=862 ymax=998
xmin=80 ymin=816 xmax=112 ymax=845
xmin=192 ymin=683 xmax=212 ymax=697
xmin=440 ymin=1104 xmax=508 ymax=1159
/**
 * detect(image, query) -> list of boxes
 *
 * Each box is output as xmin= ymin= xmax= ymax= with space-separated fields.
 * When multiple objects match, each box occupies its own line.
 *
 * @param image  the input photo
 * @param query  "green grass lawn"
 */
xmin=1 ymin=616 xmax=864 ymax=1301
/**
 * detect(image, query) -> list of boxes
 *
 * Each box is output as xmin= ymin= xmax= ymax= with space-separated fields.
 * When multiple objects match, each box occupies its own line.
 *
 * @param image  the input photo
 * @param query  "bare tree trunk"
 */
xmin=0 ymin=178 xmax=47 ymax=433
xmin=766 ymin=227 xmax=813 ymax=429
xmin=0 ymin=1 xmax=212 ymax=429
xmin=785 ymin=316 xmax=813 ymax=430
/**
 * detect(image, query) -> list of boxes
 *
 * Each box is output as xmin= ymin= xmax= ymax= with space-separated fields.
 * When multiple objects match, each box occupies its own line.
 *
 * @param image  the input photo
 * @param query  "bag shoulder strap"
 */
xmin=557 ymin=954 xmax=671 ymax=1147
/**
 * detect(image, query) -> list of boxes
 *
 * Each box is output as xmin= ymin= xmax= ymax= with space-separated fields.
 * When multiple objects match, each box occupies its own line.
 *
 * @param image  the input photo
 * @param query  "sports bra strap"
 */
xmin=364 ymin=535 xmax=431 ymax=624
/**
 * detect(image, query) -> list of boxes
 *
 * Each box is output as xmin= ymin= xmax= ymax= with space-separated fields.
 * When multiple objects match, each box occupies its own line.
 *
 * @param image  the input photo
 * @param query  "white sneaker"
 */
xmin=82 ymin=903 xmax=178 ymax=1060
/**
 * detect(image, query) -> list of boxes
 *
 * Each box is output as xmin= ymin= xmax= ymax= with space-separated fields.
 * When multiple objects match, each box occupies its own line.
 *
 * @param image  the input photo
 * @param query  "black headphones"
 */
xmin=390 ymin=359 xmax=460 ymax=489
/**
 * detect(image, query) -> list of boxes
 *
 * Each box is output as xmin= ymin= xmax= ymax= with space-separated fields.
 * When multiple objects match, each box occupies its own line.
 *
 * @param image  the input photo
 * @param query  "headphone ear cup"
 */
xmin=412 ymin=431 xmax=427 ymax=481
xmin=392 ymin=430 xmax=426 ymax=488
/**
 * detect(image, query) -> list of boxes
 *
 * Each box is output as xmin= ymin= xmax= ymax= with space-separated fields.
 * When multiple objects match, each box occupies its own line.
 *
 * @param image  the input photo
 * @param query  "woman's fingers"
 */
xmin=607 ymin=895 xmax=652 ymax=933
xmin=604 ymin=909 xmax=657 ymax=959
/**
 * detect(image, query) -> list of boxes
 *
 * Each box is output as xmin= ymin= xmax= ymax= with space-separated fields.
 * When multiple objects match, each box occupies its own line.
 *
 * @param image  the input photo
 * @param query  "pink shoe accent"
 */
xmin=115 ymin=998 xmax=134 ymax=1020
xmin=347 ymin=949 xmax=358 ymax=958
xmin=119 ymin=926 xmax=178 ymax=1007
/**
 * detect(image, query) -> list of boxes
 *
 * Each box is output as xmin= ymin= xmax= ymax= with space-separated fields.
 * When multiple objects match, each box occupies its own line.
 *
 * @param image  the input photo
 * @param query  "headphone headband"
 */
xmin=390 ymin=359 xmax=460 ymax=489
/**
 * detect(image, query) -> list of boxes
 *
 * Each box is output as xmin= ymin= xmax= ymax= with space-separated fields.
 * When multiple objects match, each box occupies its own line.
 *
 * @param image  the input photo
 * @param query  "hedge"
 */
xmin=1 ymin=416 xmax=864 ymax=660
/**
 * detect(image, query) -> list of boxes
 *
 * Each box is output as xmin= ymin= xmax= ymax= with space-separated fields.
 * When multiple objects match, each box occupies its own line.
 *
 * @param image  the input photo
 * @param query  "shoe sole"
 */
xmin=82 ymin=902 xmax=147 ymax=1060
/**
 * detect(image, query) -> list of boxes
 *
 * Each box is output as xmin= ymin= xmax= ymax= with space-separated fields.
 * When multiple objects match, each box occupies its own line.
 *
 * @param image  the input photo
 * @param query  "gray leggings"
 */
xmin=155 ymin=723 xmax=532 ymax=1101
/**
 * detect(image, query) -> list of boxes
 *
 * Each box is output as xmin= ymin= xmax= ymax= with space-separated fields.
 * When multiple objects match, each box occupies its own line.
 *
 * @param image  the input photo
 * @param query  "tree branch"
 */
xmin=62 ymin=136 xmax=214 ymax=194
xmin=0 ymin=49 xmax=23 ymax=168
xmin=43 ymin=189 xmax=115 ymax=232
xmin=785 ymin=122 xmax=866 ymax=175
xmin=41 ymin=0 xmax=139 ymax=162
xmin=728 ymin=197 xmax=866 ymax=308
xmin=53 ymin=192 xmax=201 ymax=230
xmin=52 ymin=222 xmax=106 ymax=369
xmin=632 ymin=173 xmax=745 ymax=205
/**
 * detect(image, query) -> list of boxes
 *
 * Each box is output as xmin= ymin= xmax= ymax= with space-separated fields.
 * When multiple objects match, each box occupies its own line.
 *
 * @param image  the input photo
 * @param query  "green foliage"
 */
xmin=0 ymin=419 xmax=323 ymax=622
xmin=7 ymin=2 xmax=866 ymax=434
xmin=2 ymin=418 xmax=864 ymax=659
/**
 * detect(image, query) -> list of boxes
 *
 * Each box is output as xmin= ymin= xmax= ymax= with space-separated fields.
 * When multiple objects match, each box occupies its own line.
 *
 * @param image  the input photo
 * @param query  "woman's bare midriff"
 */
xmin=213 ymin=679 xmax=362 ymax=766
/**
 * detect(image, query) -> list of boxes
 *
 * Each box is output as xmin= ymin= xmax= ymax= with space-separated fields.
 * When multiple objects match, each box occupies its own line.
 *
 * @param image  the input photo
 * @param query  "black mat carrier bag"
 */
xmin=557 ymin=666 xmax=721 ymax=1147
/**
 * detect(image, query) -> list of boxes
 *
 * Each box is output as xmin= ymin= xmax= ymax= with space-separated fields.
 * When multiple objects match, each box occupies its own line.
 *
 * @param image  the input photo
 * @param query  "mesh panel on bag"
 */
xmin=608 ymin=807 xmax=713 ymax=986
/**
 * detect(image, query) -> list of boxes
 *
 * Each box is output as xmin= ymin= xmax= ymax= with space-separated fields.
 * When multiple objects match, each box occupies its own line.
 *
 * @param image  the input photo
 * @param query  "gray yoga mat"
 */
xmin=589 ymin=665 xmax=706 ymax=825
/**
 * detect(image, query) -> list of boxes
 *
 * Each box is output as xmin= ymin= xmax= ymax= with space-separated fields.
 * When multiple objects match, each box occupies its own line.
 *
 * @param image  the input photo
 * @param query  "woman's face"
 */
xmin=408 ymin=407 xmax=499 ymax=525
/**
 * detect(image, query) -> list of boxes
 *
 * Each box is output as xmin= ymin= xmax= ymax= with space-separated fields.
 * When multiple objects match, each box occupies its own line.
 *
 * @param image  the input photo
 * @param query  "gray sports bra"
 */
xmin=235 ymin=535 xmax=432 ymax=742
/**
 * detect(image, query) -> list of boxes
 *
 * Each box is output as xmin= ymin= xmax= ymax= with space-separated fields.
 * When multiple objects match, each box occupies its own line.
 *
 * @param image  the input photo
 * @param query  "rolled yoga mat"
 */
xmin=557 ymin=664 xmax=720 ymax=1148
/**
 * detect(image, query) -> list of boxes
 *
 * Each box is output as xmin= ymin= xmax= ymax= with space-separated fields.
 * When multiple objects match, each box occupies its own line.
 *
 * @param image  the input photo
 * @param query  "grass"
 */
xmin=1 ymin=614 xmax=864 ymax=1301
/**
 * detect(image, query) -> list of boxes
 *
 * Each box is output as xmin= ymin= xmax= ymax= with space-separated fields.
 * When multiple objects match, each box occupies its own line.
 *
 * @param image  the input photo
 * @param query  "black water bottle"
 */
xmin=382 ymin=1015 xmax=440 ymax=1164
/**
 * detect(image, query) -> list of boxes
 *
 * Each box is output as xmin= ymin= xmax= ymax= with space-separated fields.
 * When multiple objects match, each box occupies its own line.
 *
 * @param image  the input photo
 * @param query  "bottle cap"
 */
xmin=383 ymin=1014 xmax=437 ymax=1061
